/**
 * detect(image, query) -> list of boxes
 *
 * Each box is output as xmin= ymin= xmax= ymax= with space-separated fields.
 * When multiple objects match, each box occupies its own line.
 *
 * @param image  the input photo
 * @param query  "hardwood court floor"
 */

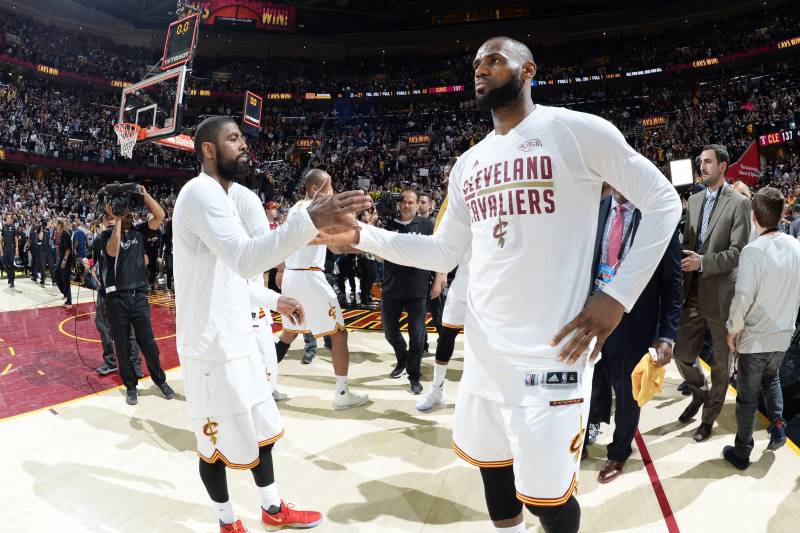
xmin=1 ymin=277 xmax=799 ymax=532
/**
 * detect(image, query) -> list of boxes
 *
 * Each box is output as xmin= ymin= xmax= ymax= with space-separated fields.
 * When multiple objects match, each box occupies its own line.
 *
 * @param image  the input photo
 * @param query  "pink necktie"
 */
xmin=607 ymin=204 xmax=626 ymax=266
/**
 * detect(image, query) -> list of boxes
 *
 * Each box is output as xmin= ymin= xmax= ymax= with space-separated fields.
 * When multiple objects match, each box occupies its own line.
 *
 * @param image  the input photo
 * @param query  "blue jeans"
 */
xmin=734 ymin=351 xmax=785 ymax=458
xmin=303 ymin=333 xmax=317 ymax=354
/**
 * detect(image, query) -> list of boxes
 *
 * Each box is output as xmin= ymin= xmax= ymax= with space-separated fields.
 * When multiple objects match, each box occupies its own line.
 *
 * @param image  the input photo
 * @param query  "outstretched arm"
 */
xmin=354 ymin=162 xmax=472 ymax=272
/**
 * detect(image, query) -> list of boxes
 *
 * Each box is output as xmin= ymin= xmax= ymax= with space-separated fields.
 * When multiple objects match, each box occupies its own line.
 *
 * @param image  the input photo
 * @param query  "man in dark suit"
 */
xmin=585 ymin=187 xmax=683 ymax=483
xmin=675 ymin=144 xmax=751 ymax=442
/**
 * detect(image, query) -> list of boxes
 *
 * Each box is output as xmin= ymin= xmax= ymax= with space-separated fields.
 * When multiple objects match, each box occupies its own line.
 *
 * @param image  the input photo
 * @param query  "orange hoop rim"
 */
xmin=114 ymin=122 xmax=147 ymax=141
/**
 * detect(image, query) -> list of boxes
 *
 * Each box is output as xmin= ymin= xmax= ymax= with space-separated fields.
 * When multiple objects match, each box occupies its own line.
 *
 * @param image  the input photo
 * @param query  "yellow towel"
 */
xmin=631 ymin=348 xmax=666 ymax=407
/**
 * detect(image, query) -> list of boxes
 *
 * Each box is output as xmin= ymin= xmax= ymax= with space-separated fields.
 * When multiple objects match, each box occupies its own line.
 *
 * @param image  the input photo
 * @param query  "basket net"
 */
xmin=114 ymin=123 xmax=142 ymax=159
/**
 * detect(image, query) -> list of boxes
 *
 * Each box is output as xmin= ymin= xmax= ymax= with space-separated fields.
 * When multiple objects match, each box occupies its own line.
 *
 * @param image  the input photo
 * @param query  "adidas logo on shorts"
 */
xmin=525 ymin=371 xmax=580 ymax=388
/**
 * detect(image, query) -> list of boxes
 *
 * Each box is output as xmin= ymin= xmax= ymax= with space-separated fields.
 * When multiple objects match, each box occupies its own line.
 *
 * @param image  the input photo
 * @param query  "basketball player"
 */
xmin=274 ymin=169 xmax=369 ymax=411
xmin=321 ymin=37 xmax=681 ymax=532
xmin=229 ymin=182 xmax=303 ymax=402
xmin=173 ymin=116 xmax=371 ymax=532
xmin=417 ymin=158 xmax=468 ymax=412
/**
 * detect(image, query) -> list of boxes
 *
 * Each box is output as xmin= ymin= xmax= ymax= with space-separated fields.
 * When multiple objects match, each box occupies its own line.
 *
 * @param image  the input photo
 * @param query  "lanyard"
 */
xmin=760 ymin=226 xmax=779 ymax=236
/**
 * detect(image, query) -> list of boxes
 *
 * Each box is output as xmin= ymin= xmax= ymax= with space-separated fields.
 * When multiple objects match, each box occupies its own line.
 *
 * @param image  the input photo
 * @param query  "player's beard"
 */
xmin=218 ymin=149 xmax=250 ymax=183
xmin=476 ymin=69 xmax=524 ymax=111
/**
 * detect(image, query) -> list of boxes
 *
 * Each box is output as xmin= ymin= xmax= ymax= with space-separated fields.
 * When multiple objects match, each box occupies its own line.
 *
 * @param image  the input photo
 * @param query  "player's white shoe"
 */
xmin=332 ymin=390 xmax=369 ymax=410
xmin=416 ymin=386 xmax=447 ymax=412
xmin=272 ymin=389 xmax=288 ymax=401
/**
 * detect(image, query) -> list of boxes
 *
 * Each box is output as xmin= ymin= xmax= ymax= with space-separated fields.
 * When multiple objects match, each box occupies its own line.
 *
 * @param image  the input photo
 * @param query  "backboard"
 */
xmin=119 ymin=65 xmax=187 ymax=143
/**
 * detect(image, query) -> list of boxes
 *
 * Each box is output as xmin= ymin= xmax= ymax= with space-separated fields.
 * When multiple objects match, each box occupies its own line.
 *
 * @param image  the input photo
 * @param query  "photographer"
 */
xmin=91 ymin=212 xmax=144 ymax=378
xmin=101 ymin=185 xmax=173 ymax=405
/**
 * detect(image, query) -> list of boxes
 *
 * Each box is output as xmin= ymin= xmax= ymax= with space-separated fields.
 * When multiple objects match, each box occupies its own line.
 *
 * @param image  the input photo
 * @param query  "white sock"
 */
xmin=335 ymin=375 xmax=347 ymax=395
xmin=211 ymin=499 xmax=235 ymax=525
xmin=495 ymin=522 xmax=526 ymax=533
xmin=433 ymin=363 xmax=447 ymax=389
xmin=258 ymin=483 xmax=282 ymax=511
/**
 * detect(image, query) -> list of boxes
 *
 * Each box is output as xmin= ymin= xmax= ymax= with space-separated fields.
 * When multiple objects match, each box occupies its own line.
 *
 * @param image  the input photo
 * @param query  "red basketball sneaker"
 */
xmin=219 ymin=519 xmax=248 ymax=532
xmin=262 ymin=501 xmax=323 ymax=529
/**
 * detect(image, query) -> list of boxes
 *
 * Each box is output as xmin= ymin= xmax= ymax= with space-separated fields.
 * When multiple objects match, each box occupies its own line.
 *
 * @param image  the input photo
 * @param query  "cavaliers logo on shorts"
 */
xmin=203 ymin=418 xmax=219 ymax=446
xmin=568 ymin=416 xmax=585 ymax=463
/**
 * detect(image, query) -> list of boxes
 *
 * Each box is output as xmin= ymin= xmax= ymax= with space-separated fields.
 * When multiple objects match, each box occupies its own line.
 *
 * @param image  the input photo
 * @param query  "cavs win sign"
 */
xmin=188 ymin=1 xmax=295 ymax=31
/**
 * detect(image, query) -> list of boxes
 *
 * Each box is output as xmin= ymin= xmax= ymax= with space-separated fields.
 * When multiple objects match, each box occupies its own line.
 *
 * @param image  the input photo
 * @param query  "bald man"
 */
xmin=320 ymin=36 xmax=681 ymax=533
xmin=274 ymin=169 xmax=369 ymax=410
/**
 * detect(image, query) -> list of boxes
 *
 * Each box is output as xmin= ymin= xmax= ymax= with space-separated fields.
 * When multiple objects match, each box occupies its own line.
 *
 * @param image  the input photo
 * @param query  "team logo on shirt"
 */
xmin=493 ymin=217 xmax=508 ymax=248
xmin=203 ymin=418 xmax=219 ymax=446
xmin=517 ymin=138 xmax=542 ymax=152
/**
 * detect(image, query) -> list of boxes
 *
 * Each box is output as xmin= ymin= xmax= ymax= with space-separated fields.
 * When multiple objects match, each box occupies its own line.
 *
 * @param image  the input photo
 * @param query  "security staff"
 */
xmin=102 ymin=185 xmax=173 ymax=405
xmin=1 ymin=214 xmax=19 ymax=288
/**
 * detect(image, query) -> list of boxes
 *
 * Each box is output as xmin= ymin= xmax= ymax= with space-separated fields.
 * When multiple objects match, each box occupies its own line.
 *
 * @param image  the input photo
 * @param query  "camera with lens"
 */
xmin=375 ymin=191 xmax=403 ymax=219
xmin=96 ymin=182 xmax=144 ymax=216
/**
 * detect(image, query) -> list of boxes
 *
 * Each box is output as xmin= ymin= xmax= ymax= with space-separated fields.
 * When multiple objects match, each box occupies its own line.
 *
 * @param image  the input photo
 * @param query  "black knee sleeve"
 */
xmin=435 ymin=325 xmax=459 ymax=364
xmin=198 ymin=458 xmax=229 ymax=503
xmin=525 ymin=495 xmax=580 ymax=533
xmin=250 ymin=443 xmax=276 ymax=487
xmin=479 ymin=465 xmax=523 ymax=522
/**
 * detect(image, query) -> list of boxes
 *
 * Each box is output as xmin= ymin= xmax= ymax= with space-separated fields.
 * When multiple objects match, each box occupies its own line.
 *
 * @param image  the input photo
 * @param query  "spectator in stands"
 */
xmin=788 ymin=204 xmax=800 ymax=238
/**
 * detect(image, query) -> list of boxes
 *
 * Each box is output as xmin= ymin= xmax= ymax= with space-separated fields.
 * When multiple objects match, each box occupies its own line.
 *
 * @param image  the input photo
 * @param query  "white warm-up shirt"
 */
xmin=727 ymin=232 xmax=800 ymax=353
xmin=228 ymin=183 xmax=281 ymax=322
xmin=284 ymin=199 xmax=327 ymax=270
xmin=173 ymin=173 xmax=318 ymax=416
xmin=356 ymin=105 xmax=681 ymax=406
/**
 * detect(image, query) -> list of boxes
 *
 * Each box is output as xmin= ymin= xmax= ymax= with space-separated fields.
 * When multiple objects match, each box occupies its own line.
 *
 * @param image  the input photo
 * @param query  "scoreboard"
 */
xmin=162 ymin=13 xmax=200 ymax=70
xmin=243 ymin=91 xmax=263 ymax=128
xmin=758 ymin=128 xmax=799 ymax=148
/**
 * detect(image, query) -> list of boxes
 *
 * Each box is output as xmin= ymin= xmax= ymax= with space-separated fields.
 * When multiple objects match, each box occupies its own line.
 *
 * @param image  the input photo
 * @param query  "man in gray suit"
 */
xmin=675 ymin=144 xmax=751 ymax=442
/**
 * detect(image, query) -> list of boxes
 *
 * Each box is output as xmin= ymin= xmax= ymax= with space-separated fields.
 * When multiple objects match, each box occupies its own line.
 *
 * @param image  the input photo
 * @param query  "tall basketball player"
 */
xmin=173 ymin=116 xmax=371 ymax=532
xmin=320 ymin=37 xmax=681 ymax=533
xmin=274 ymin=169 xmax=369 ymax=411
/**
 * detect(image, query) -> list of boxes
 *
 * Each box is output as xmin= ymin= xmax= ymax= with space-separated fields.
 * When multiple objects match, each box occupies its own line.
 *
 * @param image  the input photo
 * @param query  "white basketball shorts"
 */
xmin=280 ymin=269 xmax=344 ymax=337
xmin=253 ymin=308 xmax=278 ymax=391
xmin=452 ymin=364 xmax=593 ymax=506
xmin=442 ymin=267 xmax=467 ymax=328
xmin=193 ymin=398 xmax=284 ymax=469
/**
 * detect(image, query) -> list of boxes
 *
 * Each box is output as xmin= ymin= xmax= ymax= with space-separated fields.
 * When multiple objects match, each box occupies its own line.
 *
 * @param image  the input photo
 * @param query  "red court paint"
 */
xmin=634 ymin=430 xmax=680 ymax=533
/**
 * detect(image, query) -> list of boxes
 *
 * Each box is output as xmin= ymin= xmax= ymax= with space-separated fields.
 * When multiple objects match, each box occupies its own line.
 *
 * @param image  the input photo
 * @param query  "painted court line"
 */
xmin=634 ymin=430 xmax=680 ymax=533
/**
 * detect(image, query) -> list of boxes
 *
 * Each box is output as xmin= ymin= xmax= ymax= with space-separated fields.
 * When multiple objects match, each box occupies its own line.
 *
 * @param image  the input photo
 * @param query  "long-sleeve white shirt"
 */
xmin=173 ymin=173 xmax=318 ymax=363
xmin=228 ymin=183 xmax=282 ymax=321
xmin=356 ymin=105 xmax=681 ymax=406
xmin=727 ymin=232 xmax=800 ymax=354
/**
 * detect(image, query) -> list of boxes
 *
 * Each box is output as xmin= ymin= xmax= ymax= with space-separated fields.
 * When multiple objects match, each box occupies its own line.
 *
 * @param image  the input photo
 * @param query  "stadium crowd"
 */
xmin=2 ymin=2 xmax=799 ymax=91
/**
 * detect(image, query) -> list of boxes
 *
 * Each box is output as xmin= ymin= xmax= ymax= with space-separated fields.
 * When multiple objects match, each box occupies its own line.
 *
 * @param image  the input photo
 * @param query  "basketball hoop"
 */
xmin=114 ymin=123 xmax=143 ymax=159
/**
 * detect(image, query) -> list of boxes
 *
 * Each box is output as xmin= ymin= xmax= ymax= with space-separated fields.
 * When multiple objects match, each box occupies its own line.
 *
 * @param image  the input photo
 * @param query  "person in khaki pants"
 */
xmin=674 ymin=144 xmax=751 ymax=442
